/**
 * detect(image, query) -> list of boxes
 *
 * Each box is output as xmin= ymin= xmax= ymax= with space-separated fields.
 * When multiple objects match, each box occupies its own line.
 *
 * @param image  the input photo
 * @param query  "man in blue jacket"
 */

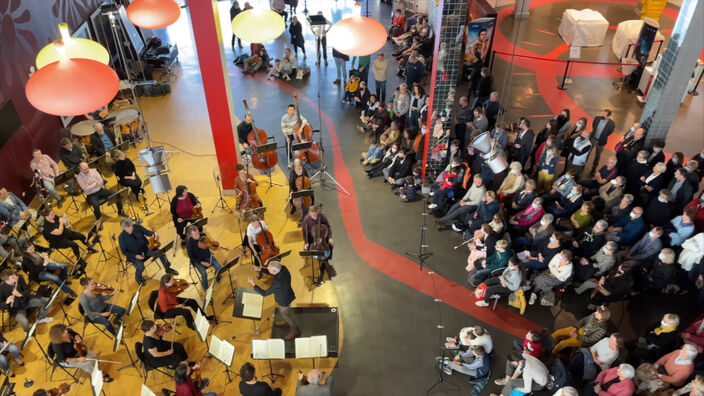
xmin=620 ymin=226 xmax=663 ymax=268
xmin=606 ymin=206 xmax=645 ymax=245
xmin=249 ymin=261 xmax=299 ymax=339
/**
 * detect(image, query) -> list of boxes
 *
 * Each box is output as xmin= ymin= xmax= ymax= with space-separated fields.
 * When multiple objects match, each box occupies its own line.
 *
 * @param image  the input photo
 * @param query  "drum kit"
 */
xmin=470 ymin=131 xmax=508 ymax=174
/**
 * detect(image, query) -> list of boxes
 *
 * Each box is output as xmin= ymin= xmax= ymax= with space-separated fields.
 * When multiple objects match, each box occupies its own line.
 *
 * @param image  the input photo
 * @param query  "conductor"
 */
xmin=248 ymin=261 xmax=300 ymax=340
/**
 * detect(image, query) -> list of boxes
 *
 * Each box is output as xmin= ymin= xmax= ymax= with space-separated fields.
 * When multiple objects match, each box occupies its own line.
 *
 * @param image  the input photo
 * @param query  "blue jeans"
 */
xmin=193 ymin=256 xmax=223 ymax=290
xmin=38 ymin=261 xmax=73 ymax=294
xmin=375 ymin=79 xmax=386 ymax=102
xmin=43 ymin=179 xmax=62 ymax=207
xmin=334 ymin=58 xmax=346 ymax=82
xmin=130 ymin=249 xmax=170 ymax=283
xmin=0 ymin=343 xmax=21 ymax=370
xmin=90 ymin=303 xmax=126 ymax=336
xmin=524 ymin=259 xmax=548 ymax=271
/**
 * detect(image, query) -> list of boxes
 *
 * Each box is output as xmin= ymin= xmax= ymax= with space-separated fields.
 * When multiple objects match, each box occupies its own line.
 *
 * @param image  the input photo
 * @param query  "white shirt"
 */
xmin=471 ymin=333 xmax=493 ymax=353
xmin=521 ymin=353 xmax=549 ymax=392
xmin=246 ymin=221 xmax=268 ymax=243
xmin=548 ymin=255 xmax=573 ymax=282
xmin=590 ymin=337 xmax=618 ymax=369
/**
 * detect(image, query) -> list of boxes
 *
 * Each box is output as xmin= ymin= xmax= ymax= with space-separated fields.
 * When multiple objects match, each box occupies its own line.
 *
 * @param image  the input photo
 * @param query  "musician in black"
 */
xmin=301 ymin=206 xmax=334 ymax=286
xmin=40 ymin=207 xmax=94 ymax=272
xmin=288 ymin=158 xmax=312 ymax=221
xmin=237 ymin=113 xmax=254 ymax=150
xmin=58 ymin=137 xmax=84 ymax=195
xmin=118 ymin=217 xmax=177 ymax=286
xmin=170 ymin=185 xmax=202 ymax=244
xmin=0 ymin=269 xmax=52 ymax=332
xmin=49 ymin=323 xmax=114 ymax=381
xmin=140 ymin=319 xmax=189 ymax=369
xmin=113 ymin=149 xmax=145 ymax=200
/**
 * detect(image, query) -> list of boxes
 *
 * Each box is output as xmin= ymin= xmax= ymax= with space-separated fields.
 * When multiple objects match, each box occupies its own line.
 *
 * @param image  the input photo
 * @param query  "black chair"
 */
xmin=134 ymin=341 xmax=172 ymax=384
xmin=147 ymin=290 xmax=169 ymax=322
xmin=78 ymin=304 xmax=112 ymax=339
xmin=44 ymin=343 xmax=80 ymax=383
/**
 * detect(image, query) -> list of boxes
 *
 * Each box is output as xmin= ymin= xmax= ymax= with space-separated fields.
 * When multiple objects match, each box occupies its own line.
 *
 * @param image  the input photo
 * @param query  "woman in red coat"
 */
xmin=684 ymin=192 xmax=704 ymax=233
xmin=582 ymin=364 xmax=635 ymax=396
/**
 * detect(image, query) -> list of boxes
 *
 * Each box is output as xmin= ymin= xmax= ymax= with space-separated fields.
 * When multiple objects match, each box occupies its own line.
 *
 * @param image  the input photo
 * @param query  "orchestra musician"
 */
xmin=41 ymin=207 xmax=95 ymax=273
xmin=0 ymin=186 xmax=36 ymax=229
xmin=119 ymin=217 xmax=178 ymax=286
xmin=0 ymin=269 xmax=53 ymax=332
xmin=245 ymin=214 xmax=278 ymax=268
xmin=248 ymin=261 xmax=300 ymax=340
xmin=79 ymin=277 xmax=126 ymax=336
xmin=58 ymin=137 xmax=85 ymax=196
xmin=49 ymin=323 xmax=114 ymax=382
xmin=302 ymin=206 xmax=335 ymax=286
xmin=0 ymin=331 xmax=24 ymax=372
xmin=29 ymin=148 xmax=62 ymax=208
xmin=288 ymin=158 xmax=311 ymax=218
xmin=113 ymin=149 xmax=145 ymax=200
xmin=20 ymin=241 xmax=77 ymax=299
xmin=76 ymin=162 xmax=126 ymax=220
xmin=174 ymin=362 xmax=217 ymax=396
xmin=170 ymin=185 xmax=202 ymax=244
xmin=89 ymin=123 xmax=116 ymax=167
xmin=185 ymin=225 xmax=223 ymax=290
xmin=281 ymin=104 xmax=309 ymax=168
xmin=237 ymin=113 xmax=255 ymax=150
xmin=141 ymin=320 xmax=189 ymax=369
xmin=158 ymin=274 xmax=213 ymax=330
xmin=234 ymin=164 xmax=262 ymax=210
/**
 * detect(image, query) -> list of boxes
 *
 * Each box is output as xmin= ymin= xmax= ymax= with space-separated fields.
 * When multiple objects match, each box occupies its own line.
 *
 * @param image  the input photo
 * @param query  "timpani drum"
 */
xmin=110 ymin=109 xmax=141 ymax=142
xmin=482 ymin=149 xmax=509 ymax=174
xmin=70 ymin=120 xmax=100 ymax=148
xmin=470 ymin=132 xmax=492 ymax=154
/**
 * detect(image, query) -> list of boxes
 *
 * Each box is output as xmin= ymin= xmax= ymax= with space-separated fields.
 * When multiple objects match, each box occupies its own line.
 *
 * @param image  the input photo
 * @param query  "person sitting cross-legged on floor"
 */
xmin=491 ymin=351 xmax=549 ymax=396
xmin=436 ymin=345 xmax=490 ymax=378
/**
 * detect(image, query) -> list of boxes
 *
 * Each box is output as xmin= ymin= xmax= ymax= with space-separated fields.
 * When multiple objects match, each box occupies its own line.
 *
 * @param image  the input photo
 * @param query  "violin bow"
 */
xmin=0 ymin=336 xmax=16 ymax=354
xmin=170 ymin=317 xmax=177 ymax=348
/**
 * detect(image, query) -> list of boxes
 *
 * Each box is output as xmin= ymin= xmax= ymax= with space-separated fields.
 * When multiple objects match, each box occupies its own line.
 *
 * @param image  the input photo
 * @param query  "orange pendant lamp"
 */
xmin=127 ymin=0 xmax=181 ymax=29
xmin=25 ymin=57 xmax=119 ymax=116
xmin=327 ymin=16 xmax=387 ymax=56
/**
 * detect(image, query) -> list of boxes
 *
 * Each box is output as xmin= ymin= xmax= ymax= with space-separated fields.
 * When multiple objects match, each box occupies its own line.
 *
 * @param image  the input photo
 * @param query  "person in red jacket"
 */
xmin=681 ymin=313 xmax=704 ymax=353
xmin=157 ymin=274 xmax=212 ymax=330
xmin=174 ymin=363 xmax=216 ymax=396
xmin=583 ymin=364 xmax=635 ymax=396
xmin=684 ymin=192 xmax=704 ymax=233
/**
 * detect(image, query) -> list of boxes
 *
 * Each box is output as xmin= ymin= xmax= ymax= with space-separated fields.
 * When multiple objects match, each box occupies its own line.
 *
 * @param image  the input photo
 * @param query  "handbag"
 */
xmin=473 ymin=282 xmax=487 ymax=301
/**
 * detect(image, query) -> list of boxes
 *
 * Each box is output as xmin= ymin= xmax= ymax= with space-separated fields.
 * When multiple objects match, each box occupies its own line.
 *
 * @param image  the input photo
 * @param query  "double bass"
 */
xmin=291 ymin=96 xmax=321 ymax=164
xmin=243 ymin=100 xmax=278 ymax=170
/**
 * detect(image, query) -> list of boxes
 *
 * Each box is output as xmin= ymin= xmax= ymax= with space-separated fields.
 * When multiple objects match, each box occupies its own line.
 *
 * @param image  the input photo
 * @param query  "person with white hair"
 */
xmin=673 ymin=374 xmax=704 ymax=396
xmin=635 ymin=343 xmax=698 ymax=392
xmin=582 ymin=363 xmax=635 ymax=396
xmin=296 ymin=368 xmax=333 ymax=396
xmin=553 ymin=386 xmax=578 ymax=396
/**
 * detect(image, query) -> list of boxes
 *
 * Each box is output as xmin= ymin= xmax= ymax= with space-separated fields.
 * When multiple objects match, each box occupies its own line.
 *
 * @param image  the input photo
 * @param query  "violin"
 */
xmin=243 ymin=100 xmax=278 ymax=170
xmin=192 ymin=366 xmax=202 ymax=388
xmin=48 ymin=383 xmax=73 ymax=396
xmin=93 ymin=283 xmax=123 ymax=294
xmin=154 ymin=323 xmax=174 ymax=337
xmin=198 ymin=235 xmax=228 ymax=251
xmin=71 ymin=333 xmax=88 ymax=357
xmin=167 ymin=279 xmax=195 ymax=294
xmin=147 ymin=234 xmax=161 ymax=250
xmin=255 ymin=229 xmax=279 ymax=267
xmin=291 ymin=95 xmax=320 ymax=165
xmin=293 ymin=175 xmax=312 ymax=211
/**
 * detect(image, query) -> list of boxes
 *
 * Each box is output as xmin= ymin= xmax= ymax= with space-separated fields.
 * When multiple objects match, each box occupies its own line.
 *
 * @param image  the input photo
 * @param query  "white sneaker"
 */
xmin=475 ymin=300 xmax=489 ymax=307
xmin=494 ymin=378 xmax=508 ymax=385
xmin=528 ymin=292 xmax=537 ymax=305
xmin=451 ymin=224 xmax=462 ymax=232
xmin=428 ymin=203 xmax=438 ymax=209
xmin=37 ymin=316 xmax=54 ymax=324
xmin=429 ymin=191 xmax=435 ymax=196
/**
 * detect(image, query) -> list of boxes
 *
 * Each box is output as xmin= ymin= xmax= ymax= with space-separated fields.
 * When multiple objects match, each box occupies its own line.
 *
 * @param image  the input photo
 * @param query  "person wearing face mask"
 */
xmin=588 ymin=262 xmax=634 ymax=308
xmin=669 ymin=168 xmax=696 ymax=212
xmin=367 ymin=143 xmax=400 ymax=178
xmin=627 ymin=313 xmax=681 ymax=367
xmin=635 ymin=344 xmax=698 ymax=391
xmin=624 ymin=150 xmax=651 ymax=194
xmin=528 ymin=249 xmax=573 ymax=305
xmin=636 ymin=162 xmax=666 ymax=206
xmin=378 ymin=120 xmax=401 ymax=149
xmin=428 ymin=159 xmax=464 ymax=210
xmin=618 ymin=226 xmax=663 ymax=268
xmin=541 ymin=169 xmax=577 ymax=205
xmin=643 ymin=189 xmax=672 ymax=227
xmin=509 ymin=197 xmax=545 ymax=235
xmin=685 ymin=160 xmax=702 ymax=190
xmin=545 ymin=184 xmax=584 ymax=218
xmin=588 ymin=109 xmax=616 ymax=175
xmin=513 ymin=214 xmax=555 ymax=251
xmin=520 ymin=231 xmax=562 ymax=273
xmin=510 ymin=119 xmax=535 ymax=168
xmin=463 ymin=191 xmax=500 ymax=233
xmin=580 ymin=156 xmax=619 ymax=199
xmin=684 ymin=191 xmax=704 ymax=232
xmin=632 ymin=248 xmax=676 ymax=294
xmin=592 ymin=176 xmax=625 ymax=213
xmin=574 ymin=241 xmax=618 ymax=288
xmin=606 ymin=206 xmax=645 ymax=245
xmin=552 ymin=305 xmax=611 ymax=353
xmin=435 ymin=174 xmax=486 ymax=230
xmin=529 ymin=120 xmax=557 ymax=175
xmin=565 ymin=126 xmax=592 ymax=177
xmin=606 ymin=193 xmax=634 ymax=224
xmin=647 ymin=140 xmax=666 ymax=168
xmin=616 ymin=127 xmax=646 ymax=173
xmin=510 ymin=180 xmax=538 ymax=215
xmin=694 ymin=148 xmax=704 ymax=179
xmin=537 ymin=145 xmax=559 ymax=194
xmin=497 ymin=162 xmax=526 ymax=203
xmin=573 ymin=220 xmax=609 ymax=259
xmin=663 ymin=151 xmax=684 ymax=186
xmin=555 ymin=108 xmax=572 ymax=137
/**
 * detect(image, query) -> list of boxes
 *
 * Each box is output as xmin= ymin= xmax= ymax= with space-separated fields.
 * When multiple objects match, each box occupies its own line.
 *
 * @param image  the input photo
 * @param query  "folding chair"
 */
xmin=77 ymin=305 xmax=112 ymax=340
xmin=134 ymin=342 xmax=172 ymax=384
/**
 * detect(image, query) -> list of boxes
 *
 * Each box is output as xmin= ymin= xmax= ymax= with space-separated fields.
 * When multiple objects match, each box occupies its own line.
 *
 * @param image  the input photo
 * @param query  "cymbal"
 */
xmin=70 ymin=120 xmax=99 ymax=137
xmin=110 ymin=108 xmax=140 ymax=125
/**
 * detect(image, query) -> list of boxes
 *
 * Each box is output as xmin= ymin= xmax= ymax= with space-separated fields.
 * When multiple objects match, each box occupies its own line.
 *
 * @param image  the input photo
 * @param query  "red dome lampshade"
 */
xmin=328 ymin=16 xmax=387 ymax=57
xmin=25 ymin=59 xmax=119 ymax=116
xmin=127 ymin=0 xmax=181 ymax=29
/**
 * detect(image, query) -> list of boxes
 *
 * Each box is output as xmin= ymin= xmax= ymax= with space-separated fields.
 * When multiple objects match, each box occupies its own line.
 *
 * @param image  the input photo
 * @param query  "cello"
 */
xmin=243 ymin=100 xmax=278 ymax=170
xmin=293 ymin=174 xmax=312 ymax=212
xmin=291 ymin=95 xmax=321 ymax=165
xmin=255 ymin=229 xmax=280 ymax=267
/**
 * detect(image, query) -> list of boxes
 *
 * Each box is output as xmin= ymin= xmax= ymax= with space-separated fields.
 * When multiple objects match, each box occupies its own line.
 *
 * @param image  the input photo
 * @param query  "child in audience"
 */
xmin=513 ymin=330 xmax=543 ymax=358
xmin=399 ymin=175 xmax=418 ymax=202
xmin=361 ymin=138 xmax=383 ymax=166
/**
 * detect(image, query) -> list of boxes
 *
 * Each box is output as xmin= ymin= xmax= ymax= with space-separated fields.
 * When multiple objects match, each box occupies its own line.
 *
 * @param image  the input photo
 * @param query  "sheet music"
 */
xmin=140 ymin=384 xmax=158 ymax=396
xmin=516 ymin=250 xmax=530 ymax=262
xmin=209 ymin=335 xmax=235 ymax=366
xmin=113 ymin=323 xmax=124 ymax=352
xmin=295 ymin=336 xmax=328 ymax=359
xmin=242 ymin=292 xmax=263 ymax=318
xmin=204 ymin=280 xmax=214 ymax=308
xmin=90 ymin=361 xmax=103 ymax=395
xmin=252 ymin=339 xmax=285 ymax=359
xmin=195 ymin=309 xmax=210 ymax=342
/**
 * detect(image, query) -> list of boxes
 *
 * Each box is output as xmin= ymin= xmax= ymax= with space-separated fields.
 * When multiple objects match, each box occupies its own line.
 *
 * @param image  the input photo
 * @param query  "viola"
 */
xmin=154 ymin=323 xmax=174 ymax=337
xmin=147 ymin=234 xmax=161 ymax=250
xmin=291 ymin=95 xmax=320 ymax=165
xmin=243 ymin=100 xmax=278 ymax=170
xmin=191 ymin=206 xmax=204 ymax=220
xmin=198 ymin=235 xmax=228 ymax=251
xmin=167 ymin=279 xmax=195 ymax=294
xmin=255 ymin=229 xmax=279 ymax=267
xmin=71 ymin=334 xmax=88 ymax=357
xmin=48 ymin=382 xmax=72 ymax=396
xmin=293 ymin=175 xmax=312 ymax=211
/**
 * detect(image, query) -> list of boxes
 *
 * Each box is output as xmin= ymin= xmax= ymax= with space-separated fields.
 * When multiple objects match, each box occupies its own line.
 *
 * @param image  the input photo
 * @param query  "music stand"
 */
xmin=0 ymin=372 xmax=15 ymax=396
xmin=264 ymin=250 xmax=292 ymax=267
xmin=21 ymin=321 xmax=37 ymax=350
xmin=0 ymin=252 xmax=13 ymax=272
xmin=46 ymin=281 xmax=80 ymax=325
xmin=255 ymin=142 xmax=282 ymax=191
xmin=232 ymin=287 xmax=268 ymax=339
xmin=208 ymin=335 xmax=238 ymax=384
xmin=204 ymin=278 xmax=231 ymax=326
xmin=87 ymin=154 xmax=106 ymax=174
xmin=251 ymin=338 xmax=285 ymax=382
xmin=90 ymin=359 xmax=104 ymax=396
xmin=108 ymin=188 xmax=139 ymax=223
xmin=114 ymin=322 xmax=140 ymax=376
xmin=88 ymin=219 xmax=115 ymax=267
xmin=299 ymin=250 xmax=325 ymax=290
xmin=111 ymin=140 xmax=129 ymax=155
xmin=211 ymin=172 xmax=233 ymax=214
xmin=111 ymin=234 xmax=130 ymax=282
xmin=127 ymin=283 xmax=145 ymax=336
xmin=295 ymin=335 xmax=328 ymax=369
xmin=217 ymin=256 xmax=240 ymax=305
xmin=287 ymin=190 xmax=315 ymax=218
xmin=290 ymin=141 xmax=313 ymax=169
xmin=143 ymin=176 xmax=169 ymax=211
xmin=54 ymin=167 xmax=80 ymax=214
xmin=148 ymin=240 xmax=174 ymax=275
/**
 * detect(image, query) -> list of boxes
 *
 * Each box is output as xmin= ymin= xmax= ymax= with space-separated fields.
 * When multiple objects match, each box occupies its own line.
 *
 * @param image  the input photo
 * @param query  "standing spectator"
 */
xmin=589 ymin=109 xmax=615 ymax=175
xmin=405 ymin=55 xmax=424 ymax=86
xmin=332 ymin=49 xmax=349 ymax=85
xmin=669 ymin=168 xmax=696 ymax=212
xmin=29 ymin=148 xmax=62 ymax=208
xmin=289 ymin=16 xmax=305 ymax=58
xmin=311 ymin=11 xmax=330 ymax=66
xmin=372 ymin=53 xmax=388 ymax=102
xmin=483 ymin=92 xmax=504 ymax=131
xmin=565 ymin=128 xmax=593 ymax=177
xmin=230 ymin=1 xmax=242 ymax=49
xmin=270 ymin=0 xmax=287 ymax=22
xmin=511 ymin=119 xmax=535 ymax=168
xmin=472 ymin=67 xmax=493 ymax=109
xmin=352 ymin=54 xmax=371 ymax=84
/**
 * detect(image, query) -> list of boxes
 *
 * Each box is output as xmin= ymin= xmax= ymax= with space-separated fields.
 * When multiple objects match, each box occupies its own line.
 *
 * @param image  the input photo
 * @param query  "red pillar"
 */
xmin=188 ymin=0 xmax=238 ymax=190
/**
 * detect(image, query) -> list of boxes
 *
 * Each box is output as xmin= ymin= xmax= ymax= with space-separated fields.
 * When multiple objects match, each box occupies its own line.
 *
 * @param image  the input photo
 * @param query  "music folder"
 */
xmin=290 ymin=189 xmax=314 ymax=199
xmin=295 ymin=335 xmax=328 ymax=359
xmin=291 ymin=141 xmax=313 ymax=151
xmin=195 ymin=309 xmax=211 ymax=343
xmin=241 ymin=290 xmax=263 ymax=319
xmin=141 ymin=384 xmax=158 ymax=396
xmin=252 ymin=338 xmax=285 ymax=360
xmin=209 ymin=335 xmax=235 ymax=366
xmin=90 ymin=361 xmax=103 ymax=396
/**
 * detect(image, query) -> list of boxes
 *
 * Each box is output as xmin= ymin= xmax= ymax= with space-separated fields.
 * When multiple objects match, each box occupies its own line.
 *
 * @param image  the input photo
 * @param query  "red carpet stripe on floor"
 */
xmin=254 ymin=75 xmax=539 ymax=337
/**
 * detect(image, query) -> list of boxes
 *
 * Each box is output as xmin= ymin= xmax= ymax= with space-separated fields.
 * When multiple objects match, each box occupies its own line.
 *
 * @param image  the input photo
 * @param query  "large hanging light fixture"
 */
xmin=36 ymin=23 xmax=109 ymax=69
xmin=327 ymin=16 xmax=387 ymax=56
xmin=231 ymin=9 xmax=285 ymax=43
xmin=127 ymin=0 xmax=181 ymax=29
xmin=25 ymin=57 xmax=119 ymax=116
